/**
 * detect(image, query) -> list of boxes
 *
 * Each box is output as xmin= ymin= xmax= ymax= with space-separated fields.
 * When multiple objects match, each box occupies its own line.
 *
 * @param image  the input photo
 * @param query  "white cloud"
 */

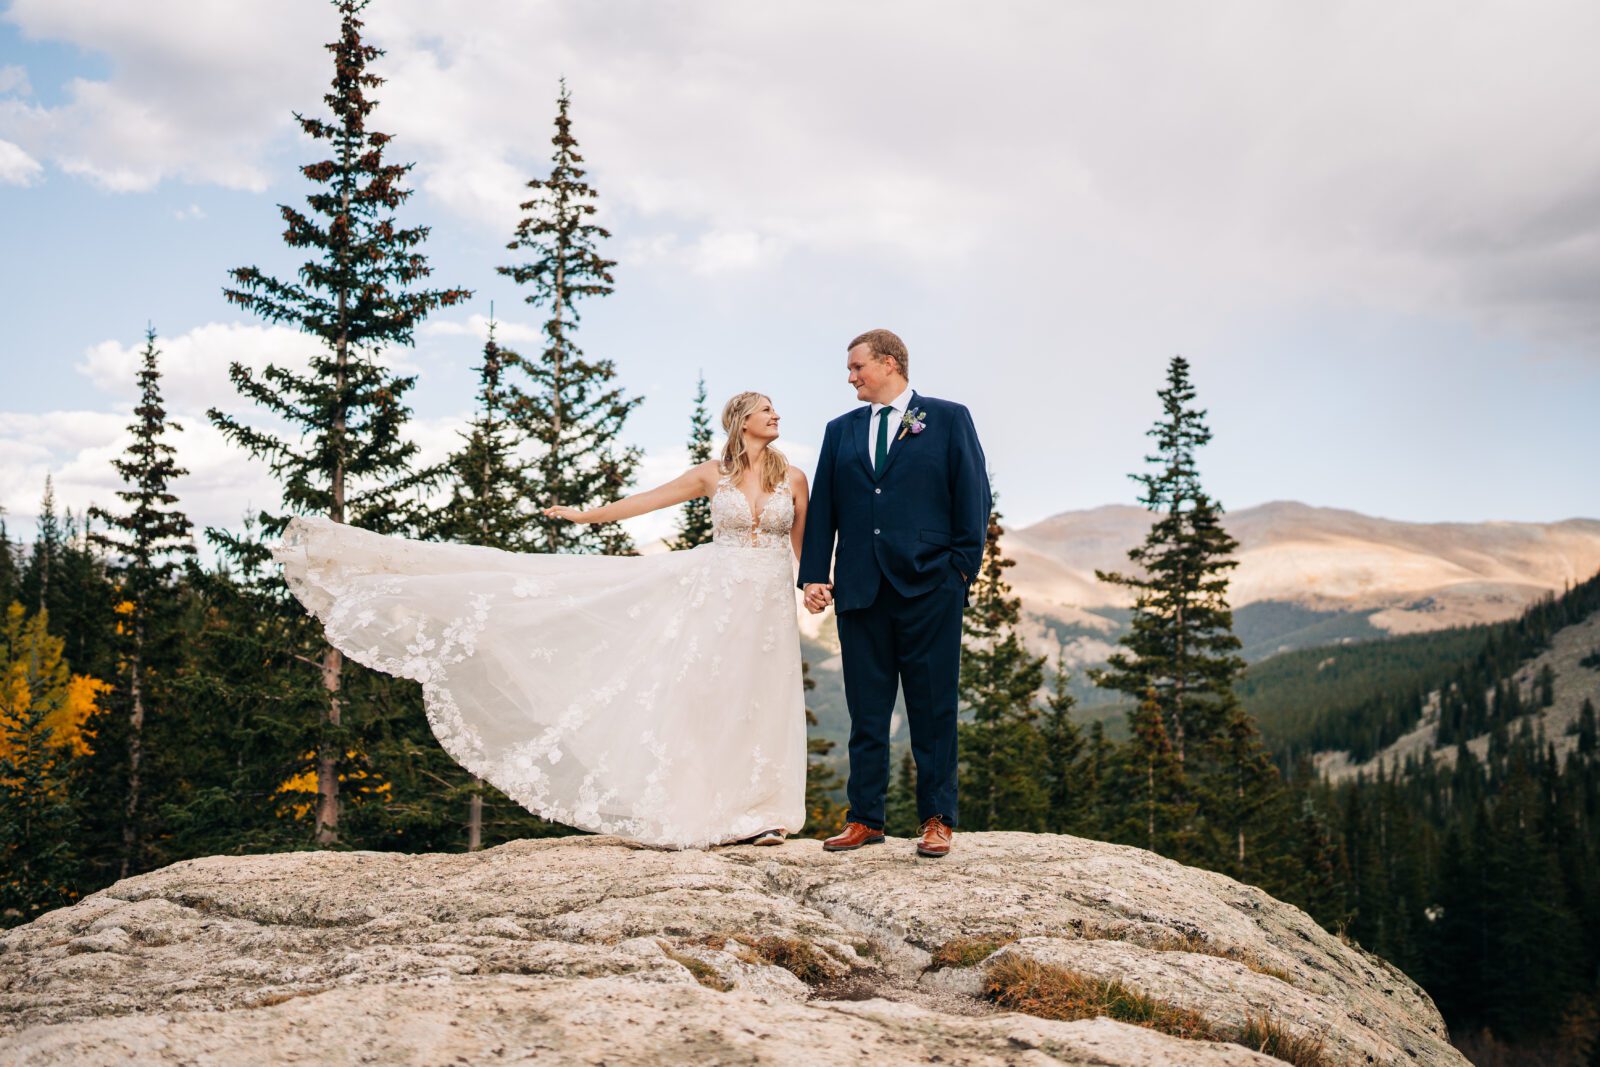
xmin=7 ymin=1 xmax=1600 ymax=340
xmin=76 ymin=321 xmax=324 ymax=415
xmin=0 ymin=138 xmax=41 ymax=185
xmin=0 ymin=65 xmax=30 ymax=96
xmin=421 ymin=314 xmax=544 ymax=345
xmin=1 ymin=0 xmax=325 ymax=191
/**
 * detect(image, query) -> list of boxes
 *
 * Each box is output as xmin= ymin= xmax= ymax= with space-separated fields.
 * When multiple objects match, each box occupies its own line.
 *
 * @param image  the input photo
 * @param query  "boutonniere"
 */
xmin=898 ymin=407 xmax=927 ymax=440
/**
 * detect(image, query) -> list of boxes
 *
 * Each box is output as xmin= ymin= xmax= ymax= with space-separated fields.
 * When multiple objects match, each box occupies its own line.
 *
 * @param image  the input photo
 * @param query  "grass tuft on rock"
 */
xmin=1080 ymin=925 xmax=1297 ymax=985
xmin=1237 ymin=1015 xmax=1334 ymax=1067
xmin=983 ymin=955 xmax=1217 ymax=1041
xmin=740 ymin=936 xmax=834 ymax=985
xmin=985 ymin=955 xmax=1329 ymax=1067
xmin=928 ymin=934 xmax=1017 ymax=970
xmin=657 ymin=940 xmax=732 ymax=992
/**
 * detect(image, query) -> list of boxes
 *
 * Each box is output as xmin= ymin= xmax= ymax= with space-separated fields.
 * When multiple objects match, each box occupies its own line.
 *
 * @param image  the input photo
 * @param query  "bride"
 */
xmin=273 ymin=391 xmax=810 ymax=849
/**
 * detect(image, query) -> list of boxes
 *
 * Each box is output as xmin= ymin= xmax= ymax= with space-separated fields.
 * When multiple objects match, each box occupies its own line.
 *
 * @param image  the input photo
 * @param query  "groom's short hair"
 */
xmin=847 ymin=329 xmax=909 ymax=378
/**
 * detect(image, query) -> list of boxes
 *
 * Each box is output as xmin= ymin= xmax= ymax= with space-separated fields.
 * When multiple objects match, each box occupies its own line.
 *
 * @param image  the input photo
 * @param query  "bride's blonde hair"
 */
xmin=720 ymin=392 xmax=789 ymax=493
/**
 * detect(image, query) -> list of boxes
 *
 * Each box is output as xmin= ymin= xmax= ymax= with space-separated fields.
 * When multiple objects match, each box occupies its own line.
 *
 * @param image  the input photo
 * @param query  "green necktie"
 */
xmin=874 ymin=405 xmax=893 ymax=471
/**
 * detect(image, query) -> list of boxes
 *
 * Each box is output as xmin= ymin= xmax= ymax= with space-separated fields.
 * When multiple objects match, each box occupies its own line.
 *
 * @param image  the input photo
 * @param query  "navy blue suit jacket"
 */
xmin=798 ymin=392 xmax=989 ymax=613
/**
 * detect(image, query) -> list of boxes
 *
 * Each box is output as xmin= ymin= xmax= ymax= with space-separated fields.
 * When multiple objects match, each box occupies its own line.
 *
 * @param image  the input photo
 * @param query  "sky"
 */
xmin=1 ymin=0 xmax=1596 ymax=550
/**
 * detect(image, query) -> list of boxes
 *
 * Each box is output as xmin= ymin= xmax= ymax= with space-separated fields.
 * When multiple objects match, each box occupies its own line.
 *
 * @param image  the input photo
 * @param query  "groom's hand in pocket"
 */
xmin=803 ymin=583 xmax=833 ymax=614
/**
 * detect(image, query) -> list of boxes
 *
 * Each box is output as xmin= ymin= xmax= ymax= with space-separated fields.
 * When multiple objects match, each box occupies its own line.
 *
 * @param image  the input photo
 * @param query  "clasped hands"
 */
xmin=803 ymin=582 xmax=833 ymax=614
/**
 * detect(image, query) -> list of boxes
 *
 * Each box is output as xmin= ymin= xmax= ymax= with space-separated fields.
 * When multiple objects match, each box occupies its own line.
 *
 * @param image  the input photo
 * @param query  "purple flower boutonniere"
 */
xmin=898 ymin=407 xmax=927 ymax=441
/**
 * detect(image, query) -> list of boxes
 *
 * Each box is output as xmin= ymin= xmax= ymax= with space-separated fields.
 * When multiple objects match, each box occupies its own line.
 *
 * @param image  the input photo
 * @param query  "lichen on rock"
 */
xmin=0 ymin=831 xmax=1467 ymax=1065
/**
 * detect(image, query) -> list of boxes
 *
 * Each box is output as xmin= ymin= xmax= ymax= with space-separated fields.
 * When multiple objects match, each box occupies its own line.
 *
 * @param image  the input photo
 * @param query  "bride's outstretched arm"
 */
xmin=545 ymin=461 xmax=720 ymax=525
xmin=788 ymin=468 xmax=810 ymax=562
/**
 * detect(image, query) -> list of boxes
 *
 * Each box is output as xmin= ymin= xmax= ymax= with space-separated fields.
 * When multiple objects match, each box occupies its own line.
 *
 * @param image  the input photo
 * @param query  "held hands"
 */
xmin=543 ymin=505 xmax=587 ymax=524
xmin=803 ymin=583 xmax=833 ymax=614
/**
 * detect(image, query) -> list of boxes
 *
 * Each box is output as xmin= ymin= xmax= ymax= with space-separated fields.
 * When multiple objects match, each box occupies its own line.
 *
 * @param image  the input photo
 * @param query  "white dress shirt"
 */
xmin=867 ymin=383 xmax=915 ymax=461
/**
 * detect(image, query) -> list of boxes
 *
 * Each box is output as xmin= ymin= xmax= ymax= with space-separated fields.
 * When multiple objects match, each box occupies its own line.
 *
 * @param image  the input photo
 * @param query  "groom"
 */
xmin=800 ymin=329 xmax=989 ymax=858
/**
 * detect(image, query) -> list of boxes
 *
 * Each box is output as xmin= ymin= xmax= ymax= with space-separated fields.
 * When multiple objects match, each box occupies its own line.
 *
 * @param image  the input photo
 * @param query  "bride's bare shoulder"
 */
xmin=785 ymin=465 xmax=808 ymax=496
xmin=692 ymin=459 xmax=725 ymax=488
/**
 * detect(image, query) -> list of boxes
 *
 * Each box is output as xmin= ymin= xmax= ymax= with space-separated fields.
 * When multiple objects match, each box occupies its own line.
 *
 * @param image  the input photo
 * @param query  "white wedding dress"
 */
xmin=272 ymin=473 xmax=807 ymax=849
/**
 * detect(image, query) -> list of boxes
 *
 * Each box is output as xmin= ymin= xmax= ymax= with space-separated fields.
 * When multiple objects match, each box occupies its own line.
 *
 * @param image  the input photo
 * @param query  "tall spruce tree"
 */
xmin=211 ymin=0 xmax=470 ymax=843
xmin=1200 ymin=704 xmax=1285 ymax=881
xmin=434 ymin=316 xmax=536 ymax=552
xmin=957 ymin=504 xmax=1048 ymax=832
xmin=1040 ymin=652 xmax=1087 ymax=835
xmin=1093 ymin=356 xmax=1245 ymax=767
xmin=1113 ymin=687 xmax=1193 ymax=855
xmin=0 ymin=512 xmax=17 ymax=609
xmin=669 ymin=373 xmax=714 ymax=551
xmin=499 ymin=80 xmax=640 ymax=555
xmin=88 ymin=327 xmax=196 ymax=878
xmin=25 ymin=477 xmax=61 ymax=614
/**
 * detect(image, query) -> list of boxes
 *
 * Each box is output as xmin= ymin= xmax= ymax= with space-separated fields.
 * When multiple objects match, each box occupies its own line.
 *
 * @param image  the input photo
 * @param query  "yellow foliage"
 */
xmin=0 ymin=602 xmax=103 ymax=766
xmin=275 ymin=750 xmax=392 ymax=821
xmin=55 ymin=675 xmax=107 ymax=757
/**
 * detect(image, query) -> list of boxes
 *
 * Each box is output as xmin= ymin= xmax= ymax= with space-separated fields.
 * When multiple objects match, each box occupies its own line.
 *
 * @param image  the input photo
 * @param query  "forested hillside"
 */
xmin=1241 ymin=570 xmax=1600 ymax=761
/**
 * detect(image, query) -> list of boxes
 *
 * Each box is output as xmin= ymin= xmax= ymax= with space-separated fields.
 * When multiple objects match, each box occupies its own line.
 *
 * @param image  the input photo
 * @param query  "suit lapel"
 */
xmin=873 ymin=391 xmax=920 ymax=482
xmin=850 ymin=406 xmax=876 ymax=480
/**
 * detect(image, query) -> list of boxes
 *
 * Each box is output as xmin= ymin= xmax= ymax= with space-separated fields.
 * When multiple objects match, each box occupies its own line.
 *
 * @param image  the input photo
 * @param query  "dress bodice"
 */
xmin=710 ymin=472 xmax=794 ymax=551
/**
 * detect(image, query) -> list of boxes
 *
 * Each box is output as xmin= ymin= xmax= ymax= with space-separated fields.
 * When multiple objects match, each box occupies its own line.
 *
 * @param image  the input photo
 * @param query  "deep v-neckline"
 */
xmin=726 ymin=477 xmax=783 ymax=527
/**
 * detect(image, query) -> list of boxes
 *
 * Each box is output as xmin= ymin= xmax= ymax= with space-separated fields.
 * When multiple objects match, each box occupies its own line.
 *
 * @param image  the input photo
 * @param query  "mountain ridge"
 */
xmin=1007 ymin=501 xmax=1600 ymax=641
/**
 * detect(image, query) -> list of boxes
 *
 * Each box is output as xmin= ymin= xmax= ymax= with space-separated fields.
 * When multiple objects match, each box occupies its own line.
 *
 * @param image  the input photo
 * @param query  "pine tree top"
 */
xmin=211 ymin=0 xmax=470 ymax=541
xmin=90 ymin=327 xmax=195 ymax=579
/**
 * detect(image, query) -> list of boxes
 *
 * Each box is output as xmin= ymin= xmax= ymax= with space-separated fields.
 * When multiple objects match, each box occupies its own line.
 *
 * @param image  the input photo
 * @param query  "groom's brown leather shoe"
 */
xmin=916 ymin=817 xmax=953 ymax=858
xmin=822 ymin=822 xmax=885 ymax=851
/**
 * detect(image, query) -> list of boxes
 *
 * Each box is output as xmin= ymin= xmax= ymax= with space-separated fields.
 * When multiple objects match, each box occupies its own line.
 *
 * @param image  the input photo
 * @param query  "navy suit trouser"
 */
xmin=836 ymin=573 xmax=965 ymax=831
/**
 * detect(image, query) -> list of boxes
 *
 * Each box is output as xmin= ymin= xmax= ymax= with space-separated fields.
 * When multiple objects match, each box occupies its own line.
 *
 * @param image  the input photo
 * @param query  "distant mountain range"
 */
xmin=799 ymin=502 xmax=1600 ymax=739
xmin=1004 ymin=501 xmax=1600 ymax=665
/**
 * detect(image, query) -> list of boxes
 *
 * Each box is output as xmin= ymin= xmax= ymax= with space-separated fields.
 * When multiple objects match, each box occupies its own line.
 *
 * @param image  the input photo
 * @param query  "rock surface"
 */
xmin=0 ymin=832 xmax=1467 ymax=1066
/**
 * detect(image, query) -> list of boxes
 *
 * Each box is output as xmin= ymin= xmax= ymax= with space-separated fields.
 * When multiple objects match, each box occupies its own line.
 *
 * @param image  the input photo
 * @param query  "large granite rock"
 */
xmin=0 ymin=832 xmax=1466 ymax=1066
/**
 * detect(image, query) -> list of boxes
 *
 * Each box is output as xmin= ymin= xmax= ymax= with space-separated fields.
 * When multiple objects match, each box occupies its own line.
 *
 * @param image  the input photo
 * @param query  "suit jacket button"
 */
xmin=874 ymin=488 xmax=881 ymax=494
xmin=874 ymin=528 xmax=881 ymax=535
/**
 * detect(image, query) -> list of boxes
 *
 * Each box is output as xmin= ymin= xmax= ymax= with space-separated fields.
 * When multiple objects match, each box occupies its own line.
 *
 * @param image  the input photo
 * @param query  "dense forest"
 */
xmin=3 ymin=2 xmax=1598 ymax=1062
xmin=1239 ymin=578 xmax=1600 ymax=763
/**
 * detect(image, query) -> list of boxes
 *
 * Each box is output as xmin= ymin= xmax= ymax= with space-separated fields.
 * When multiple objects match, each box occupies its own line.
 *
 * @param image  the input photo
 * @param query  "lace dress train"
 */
xmin=271 ymin=477 xmax=807 ymax=849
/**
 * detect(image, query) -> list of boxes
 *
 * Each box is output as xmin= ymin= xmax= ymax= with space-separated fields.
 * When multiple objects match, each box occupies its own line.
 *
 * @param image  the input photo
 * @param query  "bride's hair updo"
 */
xmin=720 ymin=392 xmax=789 ymax=493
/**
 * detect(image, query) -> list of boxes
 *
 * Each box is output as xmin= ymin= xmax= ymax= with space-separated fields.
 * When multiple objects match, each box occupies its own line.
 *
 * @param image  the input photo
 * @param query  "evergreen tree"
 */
xmin=155 ymin=532 xmax=330 ymax=860
xmin=45 ymin=509 xmax=117 ymax=683
xmin=1198 ymin=703 xmax=1284 ymax=881
xmin=1040 ymin=652 xmax=1086 ymax=834
xmin=957 ymin=504 xmax=1048 ymax=832
xmin=23 ymin=476 xmax=61 ymax=614
xmin=1111 ymin=687 xmax=1192 ymax=854
xmin=211 ymin=0 xmax=470 ymax=843
xmin=1078 ymin=720 xmax=1115 ymax=840
xmin=88 ymin=326 xmax=196 ymax=878
xmin=885 ymin=749 xmax=919 ymax=837
xmin=434 ymin=316 xmax=536 ymax=552
xmin=669 ymin=373 xmax=715 ymax=551
xmin=801 ymin=661 xmax=845 ymax=838
xmin=499 ymin=80 xmax=641 ymax=555
xmin=0 ymin=512 xmax=18 ymax=610
xmin=1481 ymin=750 xmax=1582 ymax=1041
xmin=1294 ymin=790 xmax=1345 ymax=928
xmin=1578 ymin=698 xmax=1597 ymax=757
xmin=1093 ymin=356 xmax=1244 ymax=766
